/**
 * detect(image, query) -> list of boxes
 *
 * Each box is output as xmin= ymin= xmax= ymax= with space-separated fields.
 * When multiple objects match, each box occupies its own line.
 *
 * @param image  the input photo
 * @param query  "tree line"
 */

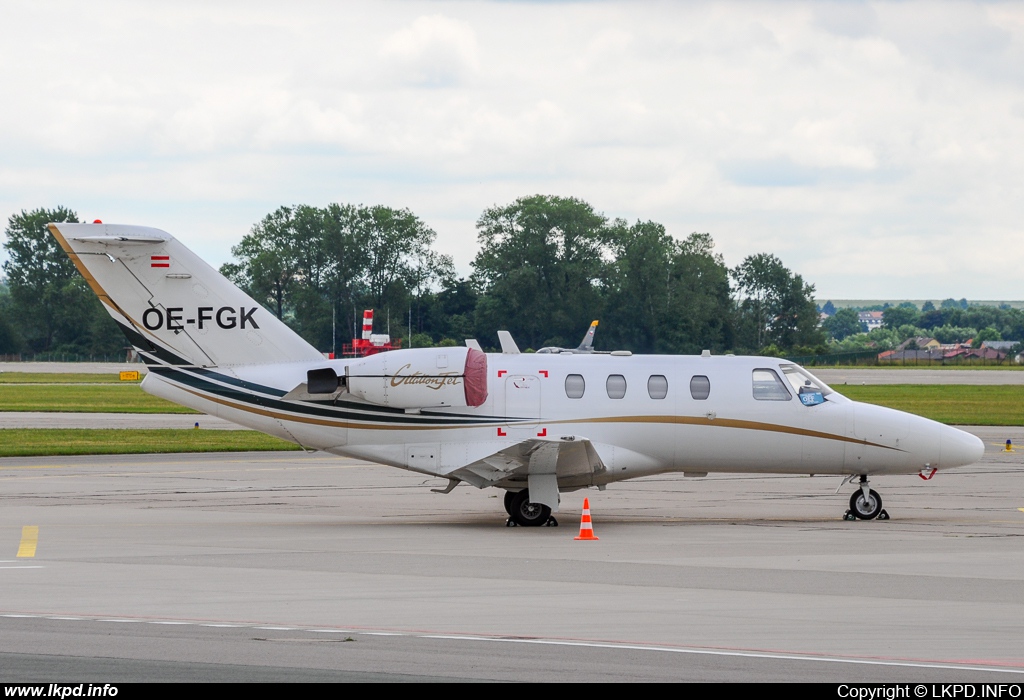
xmin=0 ymin=197 xmax=826 ymax=357
xmin=820 ymin=301 xmax=1024 ymax=353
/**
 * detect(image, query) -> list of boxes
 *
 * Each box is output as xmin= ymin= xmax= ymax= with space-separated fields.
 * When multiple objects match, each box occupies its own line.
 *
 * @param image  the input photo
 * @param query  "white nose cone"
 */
xmin=940 ymin=426 xmax=985 ymax=468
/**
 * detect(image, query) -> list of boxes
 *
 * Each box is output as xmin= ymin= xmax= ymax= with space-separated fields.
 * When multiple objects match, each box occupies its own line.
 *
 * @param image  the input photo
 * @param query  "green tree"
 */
xmin=222 ymin=204 xmax=336 ymax=348
xmin=732 ymin=253 xmax=823 ymax=352
xmin=932 ymin=325 xmax=977 ymax=344
xmin=424 ymin=277 xmax=479 ymax=344
xmin=603 ymin=226 xmax=732 ymax=354
xmin=823 ymin=307 xmax=861 ymax=341
xmin=223 ymin=203 xmax=451 ymax=351
xmin=972 ymin=327 xmax=1002 ymax=348
xmin=222 ymin=206 xmax=302 ymax=320
xmin=602 ymin=220 xmax=674 ymax=353
xmin=2 ymin=207 xmax=120 ymax=354
xmin=472 ymin=195 xmax=609 ymax=349
xmin=357 ymin=205 xmax=451 ymax=310
xmin=883 ymin=305 xmax=920 ymax=330
xmin=0 ymin=281 xmax=24 ymax=354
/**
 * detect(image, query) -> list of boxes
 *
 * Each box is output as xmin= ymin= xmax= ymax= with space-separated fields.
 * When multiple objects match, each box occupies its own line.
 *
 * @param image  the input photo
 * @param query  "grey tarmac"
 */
xmin=1 ymin=432 xmax=1024 ymax=682
xmin=814 ymin=369 xmax=1024 ymax=385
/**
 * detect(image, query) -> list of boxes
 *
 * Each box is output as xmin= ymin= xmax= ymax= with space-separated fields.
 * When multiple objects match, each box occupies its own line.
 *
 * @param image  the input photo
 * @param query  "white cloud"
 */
xmin=813 ymin=1 xmax=879 ymax=39
xmin=378 ymin=14 xmax=480 ymax=87
xmin=1 ymin=0 xmax=1023 ymax=299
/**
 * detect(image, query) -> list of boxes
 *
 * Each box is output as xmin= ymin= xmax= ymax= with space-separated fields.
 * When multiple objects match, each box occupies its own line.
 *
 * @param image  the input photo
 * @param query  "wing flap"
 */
xmin=446 ymin=436 xmax=607 ymax=490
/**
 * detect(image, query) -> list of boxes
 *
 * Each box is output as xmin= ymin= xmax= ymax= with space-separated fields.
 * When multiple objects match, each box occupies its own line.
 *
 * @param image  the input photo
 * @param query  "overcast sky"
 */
xmin=2 ymin=1 xmax=1023 ymax=300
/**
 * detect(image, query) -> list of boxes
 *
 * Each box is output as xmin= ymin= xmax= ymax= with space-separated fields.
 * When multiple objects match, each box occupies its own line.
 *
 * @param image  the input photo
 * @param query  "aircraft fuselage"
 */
xmin=141 ymin=352 xmax=982 ymax=491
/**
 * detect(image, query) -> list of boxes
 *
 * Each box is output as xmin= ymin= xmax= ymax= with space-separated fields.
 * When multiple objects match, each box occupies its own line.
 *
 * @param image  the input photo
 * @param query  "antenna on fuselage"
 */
xmin=497 ymin=331 xmax=521 ymax=354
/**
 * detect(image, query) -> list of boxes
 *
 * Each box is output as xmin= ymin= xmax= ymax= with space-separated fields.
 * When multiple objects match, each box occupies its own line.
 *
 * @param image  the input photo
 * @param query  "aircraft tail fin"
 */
xmin=49 ymin=222 xmax=324 ymax=368
xmin=577 ymin=320 xmax=598 ymax=352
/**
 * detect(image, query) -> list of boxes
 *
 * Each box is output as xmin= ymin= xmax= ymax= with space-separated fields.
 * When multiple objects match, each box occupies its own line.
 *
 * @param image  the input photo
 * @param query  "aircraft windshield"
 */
xmin=779 ymin=364 xmax=834 ymax=398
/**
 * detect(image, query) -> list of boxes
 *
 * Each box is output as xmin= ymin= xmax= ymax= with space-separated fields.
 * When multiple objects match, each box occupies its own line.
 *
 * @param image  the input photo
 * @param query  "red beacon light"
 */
xmin=93 ymin=219 xmax=102 ymax=224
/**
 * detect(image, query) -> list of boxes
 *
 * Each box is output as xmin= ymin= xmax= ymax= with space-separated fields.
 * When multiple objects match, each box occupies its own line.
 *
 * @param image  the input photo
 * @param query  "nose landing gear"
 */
xmin=843 ymin=475 xmax=890 ymax=521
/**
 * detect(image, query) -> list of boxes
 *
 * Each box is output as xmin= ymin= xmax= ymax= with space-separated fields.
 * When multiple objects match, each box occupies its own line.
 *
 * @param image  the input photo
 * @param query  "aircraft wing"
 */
xmin=446 ymin=436 xmax=608 ymax=511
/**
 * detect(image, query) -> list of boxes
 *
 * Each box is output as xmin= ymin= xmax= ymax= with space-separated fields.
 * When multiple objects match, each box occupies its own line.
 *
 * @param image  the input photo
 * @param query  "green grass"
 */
xmin=838 ymin=385 xmax=1024 ymax=425
xmin=0 ymin=372 xmax=143 ymax=384
xmin=0 ymin=429 xmax=301 ymax=457
xmin=0 ymin=385 xmax=196 ymax=413
xmin=814 ymin=364 xmax=1024 ymax=370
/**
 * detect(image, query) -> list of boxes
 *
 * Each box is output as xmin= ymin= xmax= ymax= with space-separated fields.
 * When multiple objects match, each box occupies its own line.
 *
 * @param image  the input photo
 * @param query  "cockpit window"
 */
xmin=752 ymin=369 xmax=792 ymax=401
xmin=779 ymin=364 xmax=833 ymax=397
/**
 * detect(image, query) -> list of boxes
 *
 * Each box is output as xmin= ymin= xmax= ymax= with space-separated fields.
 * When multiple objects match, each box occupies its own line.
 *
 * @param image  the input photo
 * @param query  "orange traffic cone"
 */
xmin=574 ymin=498 xmax=599 ymax=540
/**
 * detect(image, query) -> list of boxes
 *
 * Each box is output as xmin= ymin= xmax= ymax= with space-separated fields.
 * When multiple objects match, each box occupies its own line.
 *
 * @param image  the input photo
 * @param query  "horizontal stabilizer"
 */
xmin=70 ymin=235 xmax=167 ymax=244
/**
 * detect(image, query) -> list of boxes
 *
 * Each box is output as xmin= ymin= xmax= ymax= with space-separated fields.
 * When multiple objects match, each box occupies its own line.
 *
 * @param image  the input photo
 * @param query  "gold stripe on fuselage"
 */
xmin=176 ymin=383 xmax=898 ymax=450
xmin=582 ymin=414 xmax=892 ymax=449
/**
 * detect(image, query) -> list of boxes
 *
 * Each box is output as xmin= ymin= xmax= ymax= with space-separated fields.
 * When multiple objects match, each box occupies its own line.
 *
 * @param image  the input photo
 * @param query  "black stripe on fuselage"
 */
xmin=117 ymin=321 xmax=192 ymax=366
xmin=188 ymin=367 xmax=286 ymax=398
xmin=122 ymin=325 xmax=486 ymax=419
xmin=150 ymin=365 xmax=503 ymax=426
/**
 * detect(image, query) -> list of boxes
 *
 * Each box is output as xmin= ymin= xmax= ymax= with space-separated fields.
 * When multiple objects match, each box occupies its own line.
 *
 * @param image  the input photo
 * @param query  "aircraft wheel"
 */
xmin=849 ymin=488 xmax=883 ymax=520
xmin=503 ymin=490 xmax=516 ymax=516
xmin=510 ymin=489 xmax=551 ymax=527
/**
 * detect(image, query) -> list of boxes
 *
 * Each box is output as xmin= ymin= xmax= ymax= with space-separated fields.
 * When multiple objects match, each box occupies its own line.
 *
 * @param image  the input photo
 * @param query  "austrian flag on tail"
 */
xmin=151 ymin=255 xmax=169 ymax=268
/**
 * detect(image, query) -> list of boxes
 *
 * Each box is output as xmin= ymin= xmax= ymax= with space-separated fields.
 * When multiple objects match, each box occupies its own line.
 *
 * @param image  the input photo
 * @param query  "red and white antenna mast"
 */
xmin=344 ymin=309 xmax=400 ymax=357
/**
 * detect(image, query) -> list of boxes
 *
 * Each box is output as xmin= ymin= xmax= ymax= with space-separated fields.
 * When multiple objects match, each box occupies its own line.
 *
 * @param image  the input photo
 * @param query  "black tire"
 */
xmin=503 ymin=490 xmax=516 ymax=515
xmin=849 ymin=488 xmax=883 ymax=520
xmin=510 ymin=489 xmax=551 ymax=527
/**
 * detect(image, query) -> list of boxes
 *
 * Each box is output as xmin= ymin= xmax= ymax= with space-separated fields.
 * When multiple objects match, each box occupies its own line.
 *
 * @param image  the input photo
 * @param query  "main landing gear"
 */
xmin=843 ymin=475 xmax=890 ymax=521
xmin=503 ymin=489 xmax=558 ymax=528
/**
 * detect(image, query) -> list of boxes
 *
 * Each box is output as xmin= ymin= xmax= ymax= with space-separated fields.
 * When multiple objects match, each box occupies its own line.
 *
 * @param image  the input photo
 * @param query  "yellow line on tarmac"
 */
xmin=16 ymin=526 xmax=38 ymax=558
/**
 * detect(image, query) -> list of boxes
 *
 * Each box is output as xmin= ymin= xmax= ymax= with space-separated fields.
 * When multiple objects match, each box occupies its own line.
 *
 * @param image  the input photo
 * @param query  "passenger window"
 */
xmin=565 ymin=374 xmax=585 ymax=399
xmin=752 ymin=369 xmax=792 ymax=401
xmin=690 ymin=375 xmax=710 ymax=400
xmin=606 ymin=374 xmax=627 ymax=399
xmin=647 ymin=375 xmax=668 ymax=400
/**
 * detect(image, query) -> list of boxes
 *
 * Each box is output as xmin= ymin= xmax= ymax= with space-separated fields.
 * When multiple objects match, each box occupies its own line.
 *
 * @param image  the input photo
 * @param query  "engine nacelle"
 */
xmin=343 ymin=346 xmax=488 ymax=409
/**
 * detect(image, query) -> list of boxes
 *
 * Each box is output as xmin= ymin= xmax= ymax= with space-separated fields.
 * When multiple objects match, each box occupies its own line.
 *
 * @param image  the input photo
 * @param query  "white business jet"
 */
xmin=49 ymin=222 xmax=985 ymax=526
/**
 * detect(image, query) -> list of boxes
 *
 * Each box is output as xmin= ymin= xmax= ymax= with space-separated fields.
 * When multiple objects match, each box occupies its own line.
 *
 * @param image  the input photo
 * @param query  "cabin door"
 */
xmin=504 ymin=375 xmax=542 ymax=438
